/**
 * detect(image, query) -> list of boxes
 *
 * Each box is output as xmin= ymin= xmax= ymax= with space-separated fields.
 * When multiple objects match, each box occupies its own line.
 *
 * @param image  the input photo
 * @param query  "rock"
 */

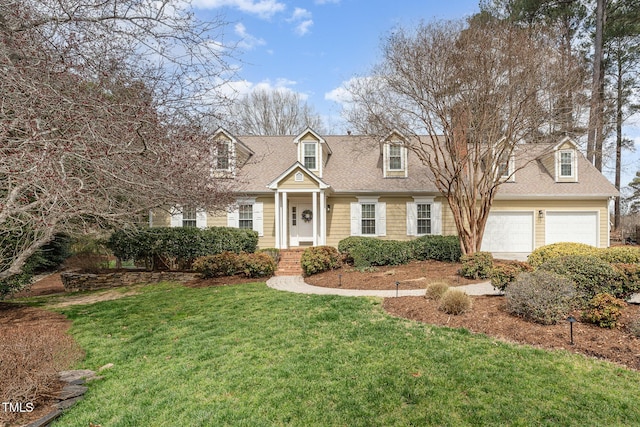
xmin=56 ymin=384 xmax=88 ymax=401
xmin=59 ymin=369 xmax=96 ymax=383
xmin=98 ymin=363 xmax=114 ymax=371
xmin=24 ymin=409 xmax=62 ymax=427
xmin=55 ymin=396 xmax=85 ymax=410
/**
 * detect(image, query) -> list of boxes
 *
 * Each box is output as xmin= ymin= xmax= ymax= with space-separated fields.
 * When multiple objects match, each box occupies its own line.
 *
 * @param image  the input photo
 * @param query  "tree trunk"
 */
xmin=614 ymin=54 xmax=623 ymax=230
xmin=587 ymin=0 xmax=605 ymax=168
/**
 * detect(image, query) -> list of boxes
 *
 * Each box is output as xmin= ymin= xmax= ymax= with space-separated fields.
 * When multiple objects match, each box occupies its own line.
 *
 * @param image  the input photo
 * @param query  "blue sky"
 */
xmin=191 ymin=0 xmax=639 ymax=187
xmin=192 ymin=0 xmax=481 ymax=132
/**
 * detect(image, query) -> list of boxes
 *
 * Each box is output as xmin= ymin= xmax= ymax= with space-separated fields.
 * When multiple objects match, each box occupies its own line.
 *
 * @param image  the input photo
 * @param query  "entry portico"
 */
xmin=268 ymin=162 xmax=330 ymax=249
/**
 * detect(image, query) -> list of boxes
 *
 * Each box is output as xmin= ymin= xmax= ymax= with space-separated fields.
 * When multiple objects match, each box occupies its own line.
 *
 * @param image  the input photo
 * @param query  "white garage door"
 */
xmin=481 ymin=211 xmax=534 ymax=253
xmin=545 ymin=211 xmax=598 ymax=247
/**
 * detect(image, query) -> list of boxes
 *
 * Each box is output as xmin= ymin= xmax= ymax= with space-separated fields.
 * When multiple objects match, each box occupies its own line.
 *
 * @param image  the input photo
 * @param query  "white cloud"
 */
xmin=234 ymin=23 xmax=266 ymax=50
xmin=290 ymin=7 xmax=312 ymax=20
xmin=294 ymin=20 xmax=313 ymax=36
xmin=219 ymin=78 xmax=309 ymax=100
xmin=287 ymin=8 xmax=313 ymax=36
xmin=192 ymin=0 xmax=285 ymax=19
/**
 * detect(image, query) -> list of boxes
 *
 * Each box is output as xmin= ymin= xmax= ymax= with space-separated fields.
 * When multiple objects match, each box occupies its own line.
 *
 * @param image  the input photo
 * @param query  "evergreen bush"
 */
xmin=301 ymin=246 xmax=341 ymax=276
xmin=538 ymin=255 xmax=622 ymax=303
xmin=459 ymin=252 xmax=494 ymax=279
xmin=582 ymin=293 xmax=626 ymax=329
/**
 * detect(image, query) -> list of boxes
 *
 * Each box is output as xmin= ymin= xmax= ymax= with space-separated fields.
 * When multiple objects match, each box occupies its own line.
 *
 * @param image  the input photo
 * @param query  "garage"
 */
xmin=481 ymin=211 xmax=534 ymax=253
xmin=545 ymin=211 xmax=598 ymax=247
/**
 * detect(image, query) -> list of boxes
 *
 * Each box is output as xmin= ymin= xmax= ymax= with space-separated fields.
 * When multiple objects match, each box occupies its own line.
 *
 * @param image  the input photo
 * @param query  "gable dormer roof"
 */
xmin=293 ymin=127 xmax=332 ymax=154
xmin=212 ymin=127 xmax=254 ymax=157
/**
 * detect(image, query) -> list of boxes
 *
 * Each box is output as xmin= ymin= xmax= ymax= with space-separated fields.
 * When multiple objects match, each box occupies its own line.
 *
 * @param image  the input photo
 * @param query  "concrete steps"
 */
xmin=275 ymin=248 xmax=305 ymax=276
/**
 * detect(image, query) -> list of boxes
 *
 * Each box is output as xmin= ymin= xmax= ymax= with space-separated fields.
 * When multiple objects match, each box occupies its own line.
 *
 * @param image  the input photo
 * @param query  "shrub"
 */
xmin=538 ymin=255 xmax=622 ymax=302
xmin=301 ymin=246 xmax=341 ymax=276
xmin=410 ymin=235 xmax=461 ymax=262
xmin=338 ymin=237 xmax=412 ymax=269
xmin=438 ymin=289 xmax=472 ymax=314
xmin=527 ymin=242 xmax=597 ymax=267
xmin=505 ymin=270 xmax=576 ymax=325
xmin=425 ymin=281 xmax=450 ymax=300
xmin=459 ymin=252 xmax=493 ymax=279
xmin=238 ymin=252 xmax=276 ymax=278
xmin=582 ymin=293 xmax=626 ymax=329
xmin=491 ymin=261 xmax=533 ymax=292
xmin=611 ymin=263 xmax=640 ymax=300
xmin=598 ymin=246 xmax=640 ymax=264
xmin=107 ymin=227 xmax=258 ymax=270
xmin=193 ymin=252 xmax=242 ymax=278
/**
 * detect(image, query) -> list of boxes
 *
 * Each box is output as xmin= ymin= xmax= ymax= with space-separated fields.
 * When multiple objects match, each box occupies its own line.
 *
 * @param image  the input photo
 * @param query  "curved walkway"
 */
xmin=266 ymin=275 xmax=500 ymax=297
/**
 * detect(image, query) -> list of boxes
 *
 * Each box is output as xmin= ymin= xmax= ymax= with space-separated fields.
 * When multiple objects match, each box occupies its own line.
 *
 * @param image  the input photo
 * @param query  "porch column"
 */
xmin=281 ymin=191 xmax=288 ymax=249
xmin=312 ymin=191 xmax=318 ymax=246
xmin=274 ymin=191 xmax=280 ymax=249
xmin=319 ymin=190 xmax=326 ymax=245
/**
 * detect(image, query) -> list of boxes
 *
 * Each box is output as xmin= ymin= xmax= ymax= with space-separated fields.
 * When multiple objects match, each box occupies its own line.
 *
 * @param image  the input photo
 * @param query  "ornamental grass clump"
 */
xmin=425 ymin=281 xmax=449 ymax=300
xmin=438 ymin=289 xmax=472 ymax=315
xmin=505 ymin=270 xmax=576 ymax=325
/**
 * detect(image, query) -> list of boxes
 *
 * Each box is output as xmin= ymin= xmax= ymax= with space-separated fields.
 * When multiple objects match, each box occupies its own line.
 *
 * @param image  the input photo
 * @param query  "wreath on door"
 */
xmin=301 ymin=209 xmax=313 ymax=223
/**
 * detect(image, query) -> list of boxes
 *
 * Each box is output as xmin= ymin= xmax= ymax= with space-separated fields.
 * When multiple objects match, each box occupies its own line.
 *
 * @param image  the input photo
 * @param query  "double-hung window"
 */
xmin=182 ymin=206 xmax=197 ymax=228
xmin=560 ymin=151 xmax=573 ymax=177
xmin=416 ymin=203 xmax=431 ymax=235
xmin=303 ymin=143 xmax=317 ymax=170
xmin=389 ymin=145 xmax=402 ymax=170
xmin=361 ymin=203 xmax=376 ymax=235
xmin=238 ymin=204 xmax=253 ymax=230
xmin=216 ymin=140 xmax=230 ymax=170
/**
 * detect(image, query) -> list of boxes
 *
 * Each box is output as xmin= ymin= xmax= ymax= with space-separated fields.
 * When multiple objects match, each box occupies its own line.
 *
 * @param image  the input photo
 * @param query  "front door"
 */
xmin=290 ymin=203 xmax=313 ymax=246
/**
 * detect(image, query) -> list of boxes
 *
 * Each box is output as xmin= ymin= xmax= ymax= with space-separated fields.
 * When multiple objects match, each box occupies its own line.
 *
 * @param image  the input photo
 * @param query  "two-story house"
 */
xmin=151 ymin=128 xmax=618 ymax=259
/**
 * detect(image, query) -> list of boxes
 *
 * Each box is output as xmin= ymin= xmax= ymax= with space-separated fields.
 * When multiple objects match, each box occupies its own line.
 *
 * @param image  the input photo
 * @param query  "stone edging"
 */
xmin=60 ymin=271 xmax=198 ymax=292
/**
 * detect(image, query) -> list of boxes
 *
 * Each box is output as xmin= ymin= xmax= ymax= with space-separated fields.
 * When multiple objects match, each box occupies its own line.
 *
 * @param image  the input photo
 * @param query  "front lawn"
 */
xmin=56 ymin=282 xmax=640 ymax=426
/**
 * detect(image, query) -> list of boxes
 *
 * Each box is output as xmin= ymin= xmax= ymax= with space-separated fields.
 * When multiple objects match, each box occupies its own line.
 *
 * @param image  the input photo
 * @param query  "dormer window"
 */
xmin=303 ymin=142 xmax=317 ymax=170
xmin=389 ymin=145 xmax=403 ymax=170
xmin=497 ymin=153 xmax=515 ymax=181
xmin=215 ymin=140 xmax=230 ymax=170
xmin=383 ymin=142 xmax=407 ymax=178
xmin=560 ymin=151 xmax=573 ymax=177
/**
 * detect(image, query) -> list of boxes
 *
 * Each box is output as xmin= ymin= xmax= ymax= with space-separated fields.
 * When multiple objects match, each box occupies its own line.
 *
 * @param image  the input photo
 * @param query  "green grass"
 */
xmin=54 ymin=282 xmax=640 ymax=426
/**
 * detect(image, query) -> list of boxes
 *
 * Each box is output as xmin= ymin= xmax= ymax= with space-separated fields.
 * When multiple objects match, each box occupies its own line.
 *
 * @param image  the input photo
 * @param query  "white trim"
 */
xmin=383 ymin=143 xmax=408 ymax=178
xmin=312 ymin=192 xmax=318 ymax=246
xmin=267 ymin=162 xmax=330 ymax=190
xmin=275 ymin=192 xmax=280 ymax=248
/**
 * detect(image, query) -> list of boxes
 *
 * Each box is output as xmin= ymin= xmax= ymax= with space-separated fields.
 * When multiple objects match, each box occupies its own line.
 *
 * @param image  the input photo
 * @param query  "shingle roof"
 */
xmin=232 ymin=134 xmax=618 ymax=198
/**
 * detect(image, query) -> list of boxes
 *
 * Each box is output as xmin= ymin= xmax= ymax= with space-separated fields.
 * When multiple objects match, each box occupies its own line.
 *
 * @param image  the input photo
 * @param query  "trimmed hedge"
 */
xmin=107 ymin=227 xmax=258 ymax=270
xmin=300 ymin=246 xmax=342 ymax=276
xmin=410 ymin=235 xmax=461 ymax=262
xmin=192 ymin=252 xmax=275 ymax=278
xmin=337 ymin=235 xmax=461 ymax=269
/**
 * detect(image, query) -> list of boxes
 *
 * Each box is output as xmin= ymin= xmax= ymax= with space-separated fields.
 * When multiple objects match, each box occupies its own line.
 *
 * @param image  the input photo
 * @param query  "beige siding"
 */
xmin=385 ymin=170 xmax=406 ymax=178
xmin=540 ymin=153 xmax=555 ymax=178
xmin=325 ymin=196 xmax=356 ymax=247
xmin=278 ymin=169 xmax=320 ymax=190
xmin=150 ymin=209 xmax=171 ymax=227
xmin=258 ymin=195 xmax=276 ymax=248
